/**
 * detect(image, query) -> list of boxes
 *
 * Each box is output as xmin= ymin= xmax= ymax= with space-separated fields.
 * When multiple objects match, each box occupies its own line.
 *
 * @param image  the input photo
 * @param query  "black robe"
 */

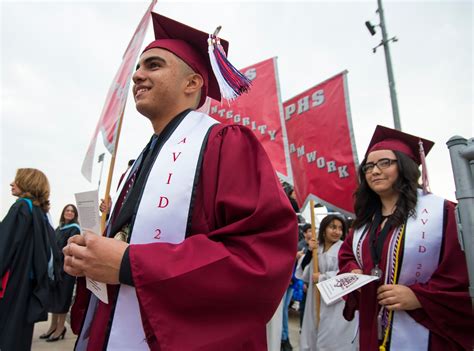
xmin=49 ymin=224 xmax=79 ymax=313
xmin=0 ymin=199 xmax=52 ymax=351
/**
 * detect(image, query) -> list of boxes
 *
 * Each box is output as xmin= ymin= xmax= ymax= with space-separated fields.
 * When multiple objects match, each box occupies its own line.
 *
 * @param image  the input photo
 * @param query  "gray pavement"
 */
xmin=32 ymin=310 xmax=302 ymax=350
xmin=32 ymin=316 xmax=76 ymax=350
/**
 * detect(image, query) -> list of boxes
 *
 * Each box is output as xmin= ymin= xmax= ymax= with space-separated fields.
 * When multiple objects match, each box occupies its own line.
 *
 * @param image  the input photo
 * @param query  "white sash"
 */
xmin=107 ymin=111 xmax=217 ymax=350
xmin=352 ymin=191 xmax=444 ymax=350
xmin=390 ymin=191 xmax=443 ymax=351
xmin=352 ymin=225 xmax=368 ymax=270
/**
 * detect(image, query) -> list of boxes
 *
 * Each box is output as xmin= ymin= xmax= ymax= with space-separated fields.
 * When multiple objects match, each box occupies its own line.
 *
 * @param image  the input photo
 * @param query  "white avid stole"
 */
xmin=390 ymin=191 xmax=443 ymax=351
xmin=352 ymin=190 xmax=444 ymax=350
xmin=107 ymin=111 xmax=218 ymax=350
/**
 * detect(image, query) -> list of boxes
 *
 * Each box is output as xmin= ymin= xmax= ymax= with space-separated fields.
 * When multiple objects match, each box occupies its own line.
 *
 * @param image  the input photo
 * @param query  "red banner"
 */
xmin=81 ymin=0 xmax=156 ymax=181
xmin=208 ymin=57 xmax=291 ymax=180
xmin=283 ymin=71 xmax=358 ymax=216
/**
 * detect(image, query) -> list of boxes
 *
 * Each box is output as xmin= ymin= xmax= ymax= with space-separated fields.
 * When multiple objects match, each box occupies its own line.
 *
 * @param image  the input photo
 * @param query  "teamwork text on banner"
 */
xmin=283 ymin=71 xmax=358 ymax=216
xmin=207 ymin=57 xmax=291 ymax=180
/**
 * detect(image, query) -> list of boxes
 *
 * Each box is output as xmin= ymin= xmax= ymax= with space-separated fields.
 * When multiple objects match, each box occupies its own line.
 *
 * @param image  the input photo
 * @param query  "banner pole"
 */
xmin=97 ymin=154 xmax=105 ymax=191
xmin=310 ymin=200 xmax=321 ymax=327
xmin=100 ymin=106 xmax=126 ymax=234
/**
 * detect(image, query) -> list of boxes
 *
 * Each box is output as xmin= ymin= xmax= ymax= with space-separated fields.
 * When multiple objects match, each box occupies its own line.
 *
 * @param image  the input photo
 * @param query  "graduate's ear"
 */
xmin=183 ymin=73 xmax=203 ymax=95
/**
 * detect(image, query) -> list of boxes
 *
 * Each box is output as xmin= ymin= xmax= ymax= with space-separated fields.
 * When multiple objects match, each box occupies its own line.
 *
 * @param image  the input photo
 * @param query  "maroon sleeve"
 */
xmin=338 ymin=229 xmax=361 ymax=274
xmin=338 ymin=229 xmax=362 ymax=321
xmin=408 ymin=200 xmax=474 ymax=350
xmin=129 ymin=125 xmax=298 ymax=349
xmin=70 ymin=277 xmax=89 ymax=335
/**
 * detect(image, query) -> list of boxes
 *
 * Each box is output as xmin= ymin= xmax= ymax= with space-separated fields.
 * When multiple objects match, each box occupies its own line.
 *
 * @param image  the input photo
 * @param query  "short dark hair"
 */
xmin=301 ymin=223 xmax=312 ymax=233
xmin=283 ymin=183 xmax=293 ymax=197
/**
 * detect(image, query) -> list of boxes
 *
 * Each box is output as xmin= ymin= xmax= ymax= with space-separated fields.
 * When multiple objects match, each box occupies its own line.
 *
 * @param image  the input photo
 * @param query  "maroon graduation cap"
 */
xmin=142 ymin=12 xmax=250 ymax=108
xmin=365 ymin=125 xmax=435 ymax=193
xmin=366 ymin=125 xmax=434 ymax=165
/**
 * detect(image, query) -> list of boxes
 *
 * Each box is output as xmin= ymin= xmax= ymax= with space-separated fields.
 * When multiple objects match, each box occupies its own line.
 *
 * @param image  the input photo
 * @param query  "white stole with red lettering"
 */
xmin=390 ymin=191 xmax=443 ymax=350
xmin=352 ymin=190 xmax=444 ymax=350
xmin=107 ymin=111 xmax=217 ymax=350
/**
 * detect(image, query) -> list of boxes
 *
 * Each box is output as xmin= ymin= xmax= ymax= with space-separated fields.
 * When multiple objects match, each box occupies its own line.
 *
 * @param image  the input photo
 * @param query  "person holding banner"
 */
xmin=99 ymin=160 xmax=136 ymax=216
xmin=41 ymin=204 xmax=81 ymax=342
xmin=63 ymin=12 xmax=297 ymax=351
xmin=339 ymin=125 xmax=473 ymax=350
xmin=0 ymin=168 xmax=55 ymax=351
xmin=296 ymin=214 xmax=357 ymax=351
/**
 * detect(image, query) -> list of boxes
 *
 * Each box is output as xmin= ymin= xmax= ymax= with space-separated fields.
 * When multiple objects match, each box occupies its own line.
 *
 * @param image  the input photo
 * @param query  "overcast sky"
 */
xmin=1 ymin=0 xmax=472 ymax=223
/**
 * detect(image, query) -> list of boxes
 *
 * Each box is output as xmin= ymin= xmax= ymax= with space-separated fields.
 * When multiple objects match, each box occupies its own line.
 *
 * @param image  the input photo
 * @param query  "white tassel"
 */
xmin=208 ymin=37 xmax=239 ymax=101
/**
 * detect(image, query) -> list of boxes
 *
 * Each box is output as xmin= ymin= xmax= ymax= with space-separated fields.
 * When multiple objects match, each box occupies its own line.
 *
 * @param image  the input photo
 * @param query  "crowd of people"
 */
xmin=0 ymin=10 xmax=472 ymax=351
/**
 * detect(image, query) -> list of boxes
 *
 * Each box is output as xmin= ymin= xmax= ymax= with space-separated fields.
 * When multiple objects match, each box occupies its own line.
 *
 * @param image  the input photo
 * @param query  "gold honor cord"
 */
xmin=379 ymin=223 xmax=406 ymax=351
xmin=310 ymin=200 xmax=321 ymax=327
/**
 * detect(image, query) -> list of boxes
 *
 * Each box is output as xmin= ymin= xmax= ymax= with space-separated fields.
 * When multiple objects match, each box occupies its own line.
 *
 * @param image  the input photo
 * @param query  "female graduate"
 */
xmin=41 ymin=204 xmax=80 ymax=342
xmin=0 ymin=168 xmax=54 ymax=350
xmin=296 ymin=214 xmax=357 ymax=351
xmin=338 ymin=125 xmax=473 ymax=350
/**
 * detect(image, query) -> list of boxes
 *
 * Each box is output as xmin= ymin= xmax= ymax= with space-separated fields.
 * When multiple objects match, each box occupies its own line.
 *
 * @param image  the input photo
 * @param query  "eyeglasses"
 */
xmin=362 ymin=158 xmax=397 ymax=174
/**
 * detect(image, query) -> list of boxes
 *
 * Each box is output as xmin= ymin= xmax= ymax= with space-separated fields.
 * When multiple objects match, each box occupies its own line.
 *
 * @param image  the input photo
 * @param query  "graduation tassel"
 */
xmin=208 ymin=28 xmax=251 ymax=102
xmin=418 ymin=140 xmax=431 ymax=194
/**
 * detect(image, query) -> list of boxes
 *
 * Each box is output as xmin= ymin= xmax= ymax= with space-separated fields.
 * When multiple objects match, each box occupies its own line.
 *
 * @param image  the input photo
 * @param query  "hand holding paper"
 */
xmin=71 ymin=189 xmax=125 ymax=304
xmin=64 ymin=231 xmax=128 ymax=284
xmin=316 ymin=272 xmax=379 ymax=305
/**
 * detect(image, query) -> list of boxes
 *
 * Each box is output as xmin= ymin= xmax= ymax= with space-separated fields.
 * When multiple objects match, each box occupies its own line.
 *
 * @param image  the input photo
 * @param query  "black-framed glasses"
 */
xmin=362 ymin=158 xmax=398 ymax=174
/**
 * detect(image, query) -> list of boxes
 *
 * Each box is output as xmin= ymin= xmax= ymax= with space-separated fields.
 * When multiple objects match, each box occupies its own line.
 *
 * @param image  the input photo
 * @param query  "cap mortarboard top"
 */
xmin=366 ymin=125 xmax=434 ymax=165
xmin=365 ymin=125 xmax=434 ymax=194
xmin=142 ymin=12 xmax=250 ymax=108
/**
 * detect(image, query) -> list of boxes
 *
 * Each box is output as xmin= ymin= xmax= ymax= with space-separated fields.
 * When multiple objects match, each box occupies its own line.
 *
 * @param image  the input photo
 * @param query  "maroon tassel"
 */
xmin=419 ymin=140 xmax=431 ymax=194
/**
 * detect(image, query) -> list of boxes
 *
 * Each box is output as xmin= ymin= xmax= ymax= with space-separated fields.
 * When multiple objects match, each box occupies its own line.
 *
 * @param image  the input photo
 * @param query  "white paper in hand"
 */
xmin=74 ymin=190 xmax=101 ymax=234
xmin=316 ymin=273 xmax=379 ymax=305
xmin=74 ymin=190 xmax=108 ymax=304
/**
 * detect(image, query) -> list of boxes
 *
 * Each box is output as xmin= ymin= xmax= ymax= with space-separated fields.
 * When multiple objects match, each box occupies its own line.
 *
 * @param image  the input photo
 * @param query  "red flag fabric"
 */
xmin=81 ymin=0 xmax=157 ymax=181
xmin=207 ymin=57 xmax=292 ymax=180
xmin=283 ymin=71 xmax=359 ymax=216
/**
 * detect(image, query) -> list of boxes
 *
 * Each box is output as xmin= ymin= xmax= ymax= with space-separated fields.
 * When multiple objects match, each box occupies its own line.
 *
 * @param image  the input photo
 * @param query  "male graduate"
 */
xmin=64 ymin=12 xmax=297 ymax=351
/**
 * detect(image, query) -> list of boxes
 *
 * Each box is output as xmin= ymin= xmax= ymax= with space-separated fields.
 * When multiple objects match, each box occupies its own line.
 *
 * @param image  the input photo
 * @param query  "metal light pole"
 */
xmin=366 ymin=0 xmax=402 ymax=130
xmin=447 ymin=136 xmax=474 ymax=309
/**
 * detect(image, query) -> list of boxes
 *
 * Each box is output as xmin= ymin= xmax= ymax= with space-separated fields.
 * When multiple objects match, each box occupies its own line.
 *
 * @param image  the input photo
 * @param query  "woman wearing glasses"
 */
xmin=338 ymin=125 xmax=472 ymax=351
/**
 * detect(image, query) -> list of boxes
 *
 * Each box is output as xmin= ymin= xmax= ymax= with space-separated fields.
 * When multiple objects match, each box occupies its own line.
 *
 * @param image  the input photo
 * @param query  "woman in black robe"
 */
xmin=41 ymin=204 xmax=80 ymax=342
xmin=0 ymin=168 xmax=54 ymax=351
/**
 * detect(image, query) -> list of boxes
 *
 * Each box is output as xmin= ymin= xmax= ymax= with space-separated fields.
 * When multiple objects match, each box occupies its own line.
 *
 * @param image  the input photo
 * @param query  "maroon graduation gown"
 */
xmin=338 ymin=200 xmax=473 ymax=350
xmin=71 ymin=124 xmax=298 ymax=350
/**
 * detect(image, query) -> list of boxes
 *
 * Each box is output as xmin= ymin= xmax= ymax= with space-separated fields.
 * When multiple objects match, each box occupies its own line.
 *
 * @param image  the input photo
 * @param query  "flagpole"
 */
xmin=97 ymin=153 xmax=105 ymax=190
xmin=100 ymin=106 xmax=126 ymax=234
xmin=310 ymin=200 xmax=321 ymax=327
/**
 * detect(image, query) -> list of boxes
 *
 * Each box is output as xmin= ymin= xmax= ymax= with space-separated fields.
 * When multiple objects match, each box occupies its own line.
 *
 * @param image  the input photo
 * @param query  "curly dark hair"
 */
xmin=318 ymin=214 xmax=347 ymax=244
xmin=352 ymin=151 xmax=420 ymax=230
